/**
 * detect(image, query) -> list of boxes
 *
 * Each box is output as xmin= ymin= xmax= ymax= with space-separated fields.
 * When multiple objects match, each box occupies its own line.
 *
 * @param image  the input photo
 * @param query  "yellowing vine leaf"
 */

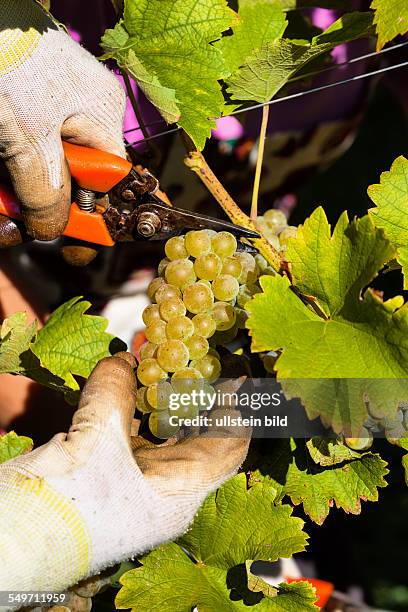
xmin=246 ymin=209 xmax=408 ymax=433
xmin=251 ymin=439 xmax=388 ymax=524
xmin=368 ymin=156 xmax=408 ymax=288
xmin=370 ymin=0 xmax=408 ymax=50
xmin=116 ymin=474 xmax=316 ymax=611
xmin=101 ymin=0 xmax=235 ymax=149
xmin=0 ymin=431 xmax=33 ymax=464
xmin=227 ymin=12 xmax=374 ymax=103
xmin=0 ymin=313 xmax=36 ymax=374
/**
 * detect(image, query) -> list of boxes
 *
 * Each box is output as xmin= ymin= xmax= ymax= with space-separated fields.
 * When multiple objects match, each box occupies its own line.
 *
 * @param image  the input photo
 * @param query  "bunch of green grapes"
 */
xmin=136 ymin=229 xmax=263 ymax=438
xmin=344 ymin=402 xmax=408 ymax=451
xmin=255 ymin=208 xmax=297 ymax=252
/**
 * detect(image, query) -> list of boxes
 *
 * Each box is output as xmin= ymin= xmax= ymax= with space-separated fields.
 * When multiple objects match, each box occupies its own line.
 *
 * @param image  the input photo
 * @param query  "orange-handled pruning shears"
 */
xmin=0 ymin=143 xmax=258 ymax=248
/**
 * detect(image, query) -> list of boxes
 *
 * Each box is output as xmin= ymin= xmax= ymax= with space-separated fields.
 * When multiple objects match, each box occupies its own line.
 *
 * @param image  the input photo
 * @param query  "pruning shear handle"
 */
xmin=0 ymin=143 xmax=258 ymax=247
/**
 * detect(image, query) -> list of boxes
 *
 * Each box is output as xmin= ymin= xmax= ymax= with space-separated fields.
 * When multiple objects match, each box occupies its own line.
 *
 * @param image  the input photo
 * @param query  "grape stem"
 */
xmin=182 ymin=137 xmax=281 ymax=271
xmin=251 ymin=104 xmax=269 ymax=221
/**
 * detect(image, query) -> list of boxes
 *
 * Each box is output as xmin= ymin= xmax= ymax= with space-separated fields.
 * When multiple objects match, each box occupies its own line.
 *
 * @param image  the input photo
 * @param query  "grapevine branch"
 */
xmin=183 ymin=147 xmax=281 ymax=271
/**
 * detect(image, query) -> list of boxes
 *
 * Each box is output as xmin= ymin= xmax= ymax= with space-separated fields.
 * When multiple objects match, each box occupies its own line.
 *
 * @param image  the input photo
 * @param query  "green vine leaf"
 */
xmin=246 ymin=208 xmax=408 ymax=433
xmin=215 ymin=0 xmax=288 ymax=75
xmin=250 ymin=439 xmax=388 ymax=524
xmin=0 ymin=431 xmax=33 ymax=464
xmin=101 ymin=0 xmax=235 ymax=149
xmin=368 ymin=156 xmax=408 ymax=288
xmin=226 ymin=12 xmax=374 ymax=103
xmin=116 ymin=474 xmax=315 ymax=611
xmin=370 ymin=0 xmax=408 ymax=51
xmin=0 ymin=313 xmax=37 ymax=374
xmin=27 ymin=297 xmax=120 ymax=402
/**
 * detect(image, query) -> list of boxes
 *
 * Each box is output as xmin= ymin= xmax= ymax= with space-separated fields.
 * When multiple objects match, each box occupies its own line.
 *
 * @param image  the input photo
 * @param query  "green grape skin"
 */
xmin=157 ymin=258 xmax=170 ymax=277
xmin=172 ymin=367 xmax=202 ymax=380
xmin=194 ymin=253 xmax=222 ymax=281
xmin=279 ymin=226 xmax=298 ymax=245
xmin=145 ymin=320 xmax=167 ymax=344
xmin=344 ymin=428 xmax=373 ymax=451
xmin=235 ymin=252 xmax=259 ymax=284
xmin=185 ymin=334 xmax=209 ymax=360
xmin=192 ymin=313 xmax=216 ymax=338
xmin=146 ymin=381 xmax=173 ymax=410
xmin=165 ymin=258 xmax=196 ymax=288
xmin=235 ymin=308 xmax=248 ymax=329
xmin=142 ymin=304 xmax=161 ymax=327
xmin=157 ymin=339 xmax=190 ymax=372
xmin=165 ymin=236 xmax=188 ymax=260
xmin=147 ymin=277 xmax=165 ymax=301
xmin=155 ymin=283 xmax=182 ymax=304
xmin=211 ymin=301 xmax=236 ymax=331
xmin=165 ymin=315 xmax=194 ymax=340
xmin=197 ymin=279 xmax=212 ymax=289
xmin=211 ymin=231 xmax=237 ymax=258
xmin=149 ymin=410 xmax=179 ymax=439
xmin=254 ymin=254 xmax=276 ymax=276
xmin=221 ymin=256 xmax=242 ymax=278
xmin=183 ymin=282 xmax=214 ymax=314
xmin=137 ymin=358 xmax=167 ymax=386
xmin=136 ymin=386 xmax=152 ymax=413
xmin=185 ymin=230 xmax=212 ymax=258
xmin=212 ymin=274 xmax=239 ymax=301
xmin=159 ymin=297 xmax=186 ymax=321
xmin=191 ymin=354 xmax=222 ymax=383
xmin=171 ymin=368 xmax=203 ymax=394
xmin=263 ymin=209 xmax=287 ymax=233
xmin=139 ymin=341 xmax=158 ymax=360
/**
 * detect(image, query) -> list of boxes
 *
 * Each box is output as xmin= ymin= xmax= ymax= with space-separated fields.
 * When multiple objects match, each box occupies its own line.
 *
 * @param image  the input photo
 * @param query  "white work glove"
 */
xmin=0 ymin=353 xmax=249 ymax=606
xmin=0 ymin=0 xmax=125 ymax=242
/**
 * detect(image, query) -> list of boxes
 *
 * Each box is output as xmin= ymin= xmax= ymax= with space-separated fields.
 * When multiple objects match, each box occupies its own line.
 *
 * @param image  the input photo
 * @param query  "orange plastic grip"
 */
xmin=62 ymin=142 xmax=132 ymax=192
xmin=0 ymin=143 xmax=132 ymax=246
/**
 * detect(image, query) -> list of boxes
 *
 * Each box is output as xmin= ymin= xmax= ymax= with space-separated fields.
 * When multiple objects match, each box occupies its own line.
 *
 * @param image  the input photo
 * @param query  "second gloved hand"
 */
xmin=0 ymin=0 xmax=126 ymax=241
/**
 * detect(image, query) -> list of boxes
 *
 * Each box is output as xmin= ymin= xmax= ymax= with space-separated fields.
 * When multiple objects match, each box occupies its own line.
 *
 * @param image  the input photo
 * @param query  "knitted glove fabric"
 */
xmin=0 ymin=0 xmax=125 ymax=240
xmin=0 ymin=353 xmax=249 ymax=609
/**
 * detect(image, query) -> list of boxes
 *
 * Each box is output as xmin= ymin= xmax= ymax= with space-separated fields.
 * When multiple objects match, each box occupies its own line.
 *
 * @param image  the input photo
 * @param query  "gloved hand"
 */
xmin=0 ymin=353 xmax=249 ymax=605
xmin=0 ymin=0 xmax=125 ymax=243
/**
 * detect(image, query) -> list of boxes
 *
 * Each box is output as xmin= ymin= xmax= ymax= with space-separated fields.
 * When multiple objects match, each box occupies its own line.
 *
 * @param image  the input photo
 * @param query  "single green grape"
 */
xmin=149 ymin=410 xmax=179 ymax=439
xmin=159 ymin=297 xmax=186 ymax=321
xmin=157 ymin=258 xmax=170 ymax=277
xmin=165 ymin=236 xmax=188 ymax=260
xmin=157 ymin=339 xmax=190 ymax=372
xmin=235 ymin=252 xmax=259 ymax=284
xmin=194 ymin=253 xmax=222 ymax=281
xmin=344 ymin=428 xmax=373 ymax=451
xmin=139 ymin=341 xmax=158 ymax=360
xmin=185 ymin=334 xmax=209 ymax=360
xmin=165 ymin=258 xmax=196 ymax=288
xmin=165 ymin=315 xmax=194 ymax=340
xmin=185 ymin=230 xmax=212 ymax=258
xmin=211 ymin=301 xmax=236 ymax=331
xmin=142 ymin=304 xmax=161 ymax=327
xmin=145 ymin=320 xmax=167 ymax=344
xmin=136 ymin=386 xmax=152 ymax=413
xmin=211 ymin=231 xmax=237 ymax=258
xmin=221 ymin=256 xmax=242 ymax=278
xmin=263 ymin=209 xmax=287 ymax=233
xmin=183 ymin=282 xmax=214 ymax=314
xmin=147 ymin=277 xmax=165 ymax=301
xmin=212 ymin=274 xmax=239 ymax=301
xmin=155 ymin=283 xmax=182 ymax=304
xmin=137 ymin=358 xmax=167 ymax=386
xmin=279 ymin=226 xmax=298 ymax=245
xmin=171 ymin=368 xmax=203 ymax=394
xmin=192 ymin=312 xmax=216 ymax=338
xmin=146 ymin=381 xmax=173 ymax=410
xmin=191 ymin=354 xmax=222 ymax=383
